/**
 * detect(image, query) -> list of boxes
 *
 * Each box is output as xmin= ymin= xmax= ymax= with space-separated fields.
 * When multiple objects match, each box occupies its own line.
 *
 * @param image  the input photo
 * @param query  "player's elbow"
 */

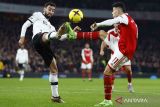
xmin=22 ymin=20 xmax=31 ymax=30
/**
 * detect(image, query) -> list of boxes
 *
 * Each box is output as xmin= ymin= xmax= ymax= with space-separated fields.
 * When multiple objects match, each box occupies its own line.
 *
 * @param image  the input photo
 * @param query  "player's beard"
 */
xmin=43 ymin=13 xmax=52 ymax=19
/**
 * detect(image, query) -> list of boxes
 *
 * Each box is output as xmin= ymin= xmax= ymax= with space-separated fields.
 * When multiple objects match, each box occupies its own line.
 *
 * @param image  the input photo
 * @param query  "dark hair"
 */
xmin=44 ymin=1 xmax=56 ymax=7
xmin=112 ymin=2 xmax=126 ymax=12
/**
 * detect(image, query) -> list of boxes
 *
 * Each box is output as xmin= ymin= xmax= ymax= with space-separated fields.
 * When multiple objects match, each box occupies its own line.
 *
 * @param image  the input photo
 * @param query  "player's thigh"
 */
xmin=123 ymin=65 xmax=132 ymax=74
xmin=108 ymin=49 xmax=129 ymax=71
xmin=81 ymin=63 xmax=87 ymax=70
xmin=32 ymin=34 xmax=56 ymax=67
xmin=104 ymin=65 xmax=114 ymax=75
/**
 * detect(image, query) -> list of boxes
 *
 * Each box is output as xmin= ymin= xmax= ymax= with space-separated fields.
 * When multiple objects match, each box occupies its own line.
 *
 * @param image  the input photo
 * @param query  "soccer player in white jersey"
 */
xmin=16 ymin=45 xmax=28 ymax=81
xmin=19 ymin=2 xmax=69 ymax=103
xmin=81 ymin=43 xmax=94 ymax=81
xmin=99 ymin=26 xmax=134 ymax=93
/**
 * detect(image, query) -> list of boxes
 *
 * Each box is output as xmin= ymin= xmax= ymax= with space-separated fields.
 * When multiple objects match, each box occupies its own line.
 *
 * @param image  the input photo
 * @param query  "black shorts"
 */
xmin=18 ymin=63 xmax=24 ymax=69
xmin=32 ymin=33 xmax=56 ymax=67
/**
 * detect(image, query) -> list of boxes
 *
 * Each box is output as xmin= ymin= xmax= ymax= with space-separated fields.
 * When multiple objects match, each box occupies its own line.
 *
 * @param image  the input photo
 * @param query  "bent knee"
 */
xmin=104 ymin=65 xmax=115 ymax=75
xmin=99 ymin=30 xmax=106 ymax=36
xmin=99 ymin=30 xmax=107 ymax=40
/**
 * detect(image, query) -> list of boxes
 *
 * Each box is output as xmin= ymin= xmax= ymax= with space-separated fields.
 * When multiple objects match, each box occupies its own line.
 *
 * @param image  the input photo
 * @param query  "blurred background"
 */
xmin=0 ymin=0 xmax=160 ymax=78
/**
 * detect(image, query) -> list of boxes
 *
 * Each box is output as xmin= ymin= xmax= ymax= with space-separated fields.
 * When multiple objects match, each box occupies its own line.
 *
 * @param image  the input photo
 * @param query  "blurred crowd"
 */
xmin=0 ymin=13 xmax=160 ymax=76
xmin=0 ymin=0 xmax=160 ymax=11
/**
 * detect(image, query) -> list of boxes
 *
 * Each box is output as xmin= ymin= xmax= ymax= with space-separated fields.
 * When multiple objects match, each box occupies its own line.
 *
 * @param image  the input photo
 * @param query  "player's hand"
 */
xmin=18 ymin=37 xmax=25 ymax=47
xmin=100 ymin=50 xmax=105 ymax=56
xmin=90 ymin=22 xmax=98 ymax=31
xmin=73 ymin=26 xmax=81 ymax=32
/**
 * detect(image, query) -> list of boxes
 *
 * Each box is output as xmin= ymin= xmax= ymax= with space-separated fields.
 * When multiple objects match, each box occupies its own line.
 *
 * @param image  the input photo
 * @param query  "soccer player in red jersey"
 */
xmin=81 ymin=43 xmax=94 ymax=81
xmin=100 ymin=26 xmax=134 ymax=93
xmin=91 ymin=2 xmax=138 ymax=106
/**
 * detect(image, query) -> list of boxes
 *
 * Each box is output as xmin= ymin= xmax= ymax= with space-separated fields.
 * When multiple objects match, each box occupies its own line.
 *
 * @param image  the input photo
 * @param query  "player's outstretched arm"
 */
xmin=96 ymin=15 xmax=128 ymax=27
xmin=19 ymin=20 xmax=32 ymax=46
xmin=100 ymin=41 xmax=107 ymax=56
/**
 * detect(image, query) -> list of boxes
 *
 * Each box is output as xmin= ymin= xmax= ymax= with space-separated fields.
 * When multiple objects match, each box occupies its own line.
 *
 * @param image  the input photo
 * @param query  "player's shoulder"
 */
xmin=32 ymin=12 xmax=44 ymax=19
xmin=32 ymin=12 xmax=42 ymax=16
xmin=24 ymin=49 xmax=28 ymax=52
xmin=17 ymin=48 xmax=21 ymax=51
xmin=118 ymin=13 xmax=128 ymax=19
xmin=82 ymin=48 xmax=86 ymax=51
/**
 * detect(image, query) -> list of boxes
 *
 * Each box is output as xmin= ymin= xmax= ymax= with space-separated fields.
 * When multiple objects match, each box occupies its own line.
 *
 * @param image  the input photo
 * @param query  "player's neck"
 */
xmin=118 ymin=12 xmax=124 ymax=16
xmin=43 ymin=12 xmax=50 ymax=20
xmin=85 ymin=48 xmax=90 ymax=50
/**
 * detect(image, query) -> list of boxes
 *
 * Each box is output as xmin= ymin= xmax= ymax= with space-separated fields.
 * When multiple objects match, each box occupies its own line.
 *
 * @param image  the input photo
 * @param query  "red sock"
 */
xmin=104 ymin=75 xmax=112 ymax=100
xmin=82 ymin=71 xmax=86 ymax=79
xmin=76 ymin=32 xmax=99 ymax=40
xmin=88 ymin=71 xmax=92 ymax=80
xmin=127 ymin=73 xmax=132 ymax=83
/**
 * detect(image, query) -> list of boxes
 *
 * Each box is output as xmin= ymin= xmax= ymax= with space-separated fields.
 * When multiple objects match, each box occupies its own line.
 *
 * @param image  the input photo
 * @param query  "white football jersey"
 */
xmin=104 ymin=28 xmax=119 ymax=52
xmin=28 ymin=12 xmax=56 ymax=38
xmin=16 ymin=48 xmax=29 ymax=64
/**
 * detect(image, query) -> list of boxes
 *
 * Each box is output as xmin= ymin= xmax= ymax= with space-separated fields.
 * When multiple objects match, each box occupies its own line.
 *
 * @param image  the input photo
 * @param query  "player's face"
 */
xmin=112 ymin=7 xmax=119 ymax=18
xmin=85 ymin=44 xmax=90 ymax=48
xmin=44 ymin=5 xmax=55 ymax=18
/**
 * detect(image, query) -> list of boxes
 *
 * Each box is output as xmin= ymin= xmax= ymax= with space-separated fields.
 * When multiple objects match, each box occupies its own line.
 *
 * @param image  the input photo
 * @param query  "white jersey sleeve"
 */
xmin=81 ymin=49 xmax=86 ymax=62
xmin=28 ymin=12 xmax=41 ymax=23
xmin=20 ymin=20 xmax=32 ymax=37
xmin=20 ymin=12 xmax=42 ymax=37
xmin=97 ymin=14 xmax=128 ymax=27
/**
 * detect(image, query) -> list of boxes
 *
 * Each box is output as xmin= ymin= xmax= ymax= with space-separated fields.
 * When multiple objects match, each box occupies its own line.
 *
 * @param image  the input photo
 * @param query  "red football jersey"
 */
xmin=81 ymin=48 xmax=93 ymax=64
xmin=118 ymin=14 xmax=138 ymax=60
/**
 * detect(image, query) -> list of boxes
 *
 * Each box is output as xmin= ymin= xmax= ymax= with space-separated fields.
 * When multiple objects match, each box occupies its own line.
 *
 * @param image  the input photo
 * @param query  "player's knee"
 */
xmin=99 ymin=30 xmax=107 ymax=40
xmin=125 ymin=66 xmax=132 ymax=75
xmin=127 ymin=70 xmax=132 ymax=75
xmin=104 ymin=66 xmax=114 ymax=75
xmin=42 ymin=33 xmax=48 ymax=42
xmin=50 ymin=64 xmax=58 ymax=73
xmin=50 ymin=67 xmax=58 ymax=73
xmin=99 ymin=30 xmax=106 ymax=35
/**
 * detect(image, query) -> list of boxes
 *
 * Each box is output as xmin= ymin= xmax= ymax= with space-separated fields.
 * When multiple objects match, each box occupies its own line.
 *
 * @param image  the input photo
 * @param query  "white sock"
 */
xmin=47 ymin=32 xmax=58 ymax=40
xmin=49 ymin=73 xmax=59 ymax=97
xmin=19 ymin=70 xmax=24 ymax=80
xmin=59 ymin=34 xmax=67 ymax=41
xmin=112 ymin=85 xmax=114 ymax=90
xmin=128 ymin=83 xmax=132 ymax=85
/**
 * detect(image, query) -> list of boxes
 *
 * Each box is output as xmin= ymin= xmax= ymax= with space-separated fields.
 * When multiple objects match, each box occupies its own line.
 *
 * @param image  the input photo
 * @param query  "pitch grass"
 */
xmin=0 ymin=78 xmax=160 ymax=107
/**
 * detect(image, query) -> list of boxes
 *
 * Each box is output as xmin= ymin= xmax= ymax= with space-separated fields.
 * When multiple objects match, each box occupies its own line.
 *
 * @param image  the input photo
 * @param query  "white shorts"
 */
xmin=81 ymin=63 xmax=92 ymax=69
xmin=108 ymin=48 xmax=129 ymax=71
xmin=123 ymin=60 xmax=131 ymax=66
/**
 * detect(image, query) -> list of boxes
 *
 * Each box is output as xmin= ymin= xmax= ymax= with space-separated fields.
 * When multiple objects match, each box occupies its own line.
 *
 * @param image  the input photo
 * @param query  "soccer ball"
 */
xmin=69 ymin=9 xmax=83 ymax=23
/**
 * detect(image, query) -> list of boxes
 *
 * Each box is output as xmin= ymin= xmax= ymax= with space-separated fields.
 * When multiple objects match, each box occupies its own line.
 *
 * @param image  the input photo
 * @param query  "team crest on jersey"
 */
xmin=43 ymin=20 xmax=48 ymax=25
